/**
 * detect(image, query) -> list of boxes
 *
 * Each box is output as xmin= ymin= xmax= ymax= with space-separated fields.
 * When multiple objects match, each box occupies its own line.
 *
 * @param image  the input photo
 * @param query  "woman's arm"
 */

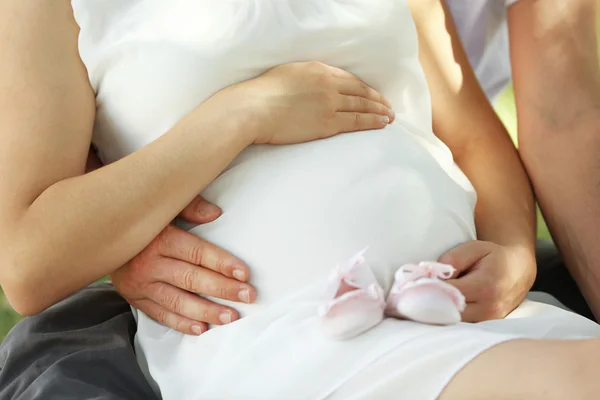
xmin=0 ymin=1 xmax=392 ymax=315
xmin=508 ymin=0 xmax=600 ymax=317
xmin=86 ymin=151 xmax=258 ymax=335
xmin=408 ymin=0 xmax=536 ymax=253
xmin=0 ymin=1 xmax=253 ymax=315
xmin=407 ymin=0 xmax=537 ymax=317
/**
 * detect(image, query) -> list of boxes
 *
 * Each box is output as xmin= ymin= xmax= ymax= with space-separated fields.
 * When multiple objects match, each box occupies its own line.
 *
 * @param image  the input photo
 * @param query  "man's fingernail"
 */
xmin=191 ymin=324 xmax=205 ymax=335
xmin=233 ymin=269 xmax=246 ymax=281
xmin=238 ymin=289 xmax=251 ymax=303
xmin=219 ymin=311 xmax=232 ymax=324
xmin=197 ymin=203 xmax=221 ymax=218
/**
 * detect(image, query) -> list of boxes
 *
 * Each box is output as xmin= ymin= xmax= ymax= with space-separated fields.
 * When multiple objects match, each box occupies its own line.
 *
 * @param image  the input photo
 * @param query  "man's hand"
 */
xmin=111 ymin=195 xmax=256 ymax=335
xmin=439 ymin=240 xmax=536 ymax=322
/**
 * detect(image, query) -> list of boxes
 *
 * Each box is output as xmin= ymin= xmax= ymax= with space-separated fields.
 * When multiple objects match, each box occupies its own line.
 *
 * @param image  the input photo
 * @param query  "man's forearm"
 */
xmin=509 ymin=0 xmax=600 ymax=317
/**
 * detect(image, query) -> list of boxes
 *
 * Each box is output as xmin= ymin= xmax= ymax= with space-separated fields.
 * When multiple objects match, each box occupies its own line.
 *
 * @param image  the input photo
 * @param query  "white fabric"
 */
xmin=447 ymin=0 xmax=520 ymax=100
xmin=71 ymin=0 xmax=600 ymax=399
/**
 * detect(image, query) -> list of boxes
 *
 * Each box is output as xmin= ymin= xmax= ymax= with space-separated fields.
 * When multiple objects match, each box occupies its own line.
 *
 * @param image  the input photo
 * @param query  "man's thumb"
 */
xmin=179 ymin=196 xmax=221 ymax=224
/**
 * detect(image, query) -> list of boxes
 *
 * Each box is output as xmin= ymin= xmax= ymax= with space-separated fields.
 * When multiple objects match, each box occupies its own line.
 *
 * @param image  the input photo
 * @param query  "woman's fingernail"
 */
xmin=191 ymin=324 xmax=205 ymax=335
xmin=380 ymin=116 xmax=390 ymax=125
xmin=219 ymin=311 xmax=232 ymax=324
xmin=233 ymin=269 xmax=246 ymax=281
xmin=238 ymin=289 xmax=251 ymax=303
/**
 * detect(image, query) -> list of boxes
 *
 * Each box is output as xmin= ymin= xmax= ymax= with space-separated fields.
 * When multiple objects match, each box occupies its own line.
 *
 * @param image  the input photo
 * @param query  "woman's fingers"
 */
xmin=334 ymin=75 xmax=395 ymax=127
xmin=323 ymin=63 xmax=359 ymax=79
xmin=460 ymin=303 xmax=484 ymax=323
xmin=158 ymin=226 xmax=250 ymax=282
xmin=144 ymin=282 xmax=240 ymax=326
xmin=460 ymin=302 xmax=505 ymax=323
xmin=335 ymin=77 xmax=393 ymax=110
xmin=134 ymin=298 xmax=209 ymax=336
xmin=338 ymin=95 xmax=395 ymax=121
xmin=153 ymin=258 xmax=257 ymax=304
xmin=335 ymin=112 xmax=391 ymax=133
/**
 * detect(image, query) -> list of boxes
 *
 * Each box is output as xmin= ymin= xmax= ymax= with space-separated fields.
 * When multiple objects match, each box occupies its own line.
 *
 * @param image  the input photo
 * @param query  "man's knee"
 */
xmin=0 ymin=283 xmax=154 ymax=400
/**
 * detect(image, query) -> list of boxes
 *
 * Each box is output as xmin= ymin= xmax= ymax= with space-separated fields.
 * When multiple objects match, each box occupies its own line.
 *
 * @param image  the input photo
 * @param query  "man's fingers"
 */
xmin=179 ymin=195 xmax=221 ymax=224
xmin=439 ymin=241 xmax=494 ymax=276
xmin=146 ymin=282 xmax=240 ymax=326
xmin=134 ymin=298 xmax=209 ymax=336
xmin=158 ymin=226 xmax=249 ymax=281
xmin=154 ymin=258 xmax=256 ymax=304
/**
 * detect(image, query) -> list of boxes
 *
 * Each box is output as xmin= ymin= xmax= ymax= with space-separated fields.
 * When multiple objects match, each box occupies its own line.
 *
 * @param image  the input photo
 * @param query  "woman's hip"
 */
xmin=134 ymin=298 xmax=600 ymax=400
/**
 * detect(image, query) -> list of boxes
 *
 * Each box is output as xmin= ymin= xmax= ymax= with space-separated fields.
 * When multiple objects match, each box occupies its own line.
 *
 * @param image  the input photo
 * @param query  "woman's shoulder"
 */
xmin=3 ymin=0 xmax=79 ymax=32
xmin=1 ymin=1 xmax=84 ymax=70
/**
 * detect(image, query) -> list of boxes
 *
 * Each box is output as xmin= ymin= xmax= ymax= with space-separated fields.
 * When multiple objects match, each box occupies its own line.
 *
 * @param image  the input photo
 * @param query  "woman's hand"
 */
xmin=439 ymin=240 xmax=536 ymax=322
xmin=111 ymin=196 xmax=256 ymax=335
xmin=206 ymin=61 xmax=395 ymax=145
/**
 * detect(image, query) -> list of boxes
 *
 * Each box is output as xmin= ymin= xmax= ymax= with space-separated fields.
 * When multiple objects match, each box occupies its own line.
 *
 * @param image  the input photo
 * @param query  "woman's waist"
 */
xmin=204 ymin=126 xmax=475 ymax=216
xmin=184 ymin=186 xmax=476 ymax=315
xmin=191 ymin=138 xmax=476 ymax=257
xmin=181 ymin=129 xmax=476 ymax=312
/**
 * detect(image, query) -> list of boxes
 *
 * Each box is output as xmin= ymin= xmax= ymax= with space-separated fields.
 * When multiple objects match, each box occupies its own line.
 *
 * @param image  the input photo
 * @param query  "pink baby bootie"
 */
xmin=318 ymin=249 xmax=386 ymax=340
xmin=385 ymin=261 xmax=465 ymax=325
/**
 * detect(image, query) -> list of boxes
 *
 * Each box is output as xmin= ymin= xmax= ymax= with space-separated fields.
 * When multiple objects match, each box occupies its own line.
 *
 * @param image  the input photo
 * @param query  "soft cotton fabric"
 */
xmin=71 ymin=1 xmax=600 ymax=399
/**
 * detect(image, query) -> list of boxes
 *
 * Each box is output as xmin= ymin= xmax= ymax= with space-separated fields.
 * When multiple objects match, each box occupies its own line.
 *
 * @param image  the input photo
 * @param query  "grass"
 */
xmin=0 ymin=289 xmax=22 ymax=342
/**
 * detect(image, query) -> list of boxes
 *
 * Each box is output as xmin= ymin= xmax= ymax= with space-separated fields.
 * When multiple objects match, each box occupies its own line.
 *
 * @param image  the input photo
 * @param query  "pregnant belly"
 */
xmin=185 ymin=124 xmax=476 ymax=316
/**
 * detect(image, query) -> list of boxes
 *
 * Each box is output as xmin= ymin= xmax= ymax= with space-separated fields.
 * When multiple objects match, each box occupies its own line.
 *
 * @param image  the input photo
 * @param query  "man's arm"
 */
xmin=408 ymin=0 xmax=537 ymax=319
xmin=508 ymin=0 xmax=600 ymax=318
xmin=84 ymin=149 xmax=256 ymax=335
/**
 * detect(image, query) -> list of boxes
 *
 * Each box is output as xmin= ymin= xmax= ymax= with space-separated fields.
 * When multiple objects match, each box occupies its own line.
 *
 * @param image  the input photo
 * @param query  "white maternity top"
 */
xmin=71 ymin=1 xmax=600 ymax=399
